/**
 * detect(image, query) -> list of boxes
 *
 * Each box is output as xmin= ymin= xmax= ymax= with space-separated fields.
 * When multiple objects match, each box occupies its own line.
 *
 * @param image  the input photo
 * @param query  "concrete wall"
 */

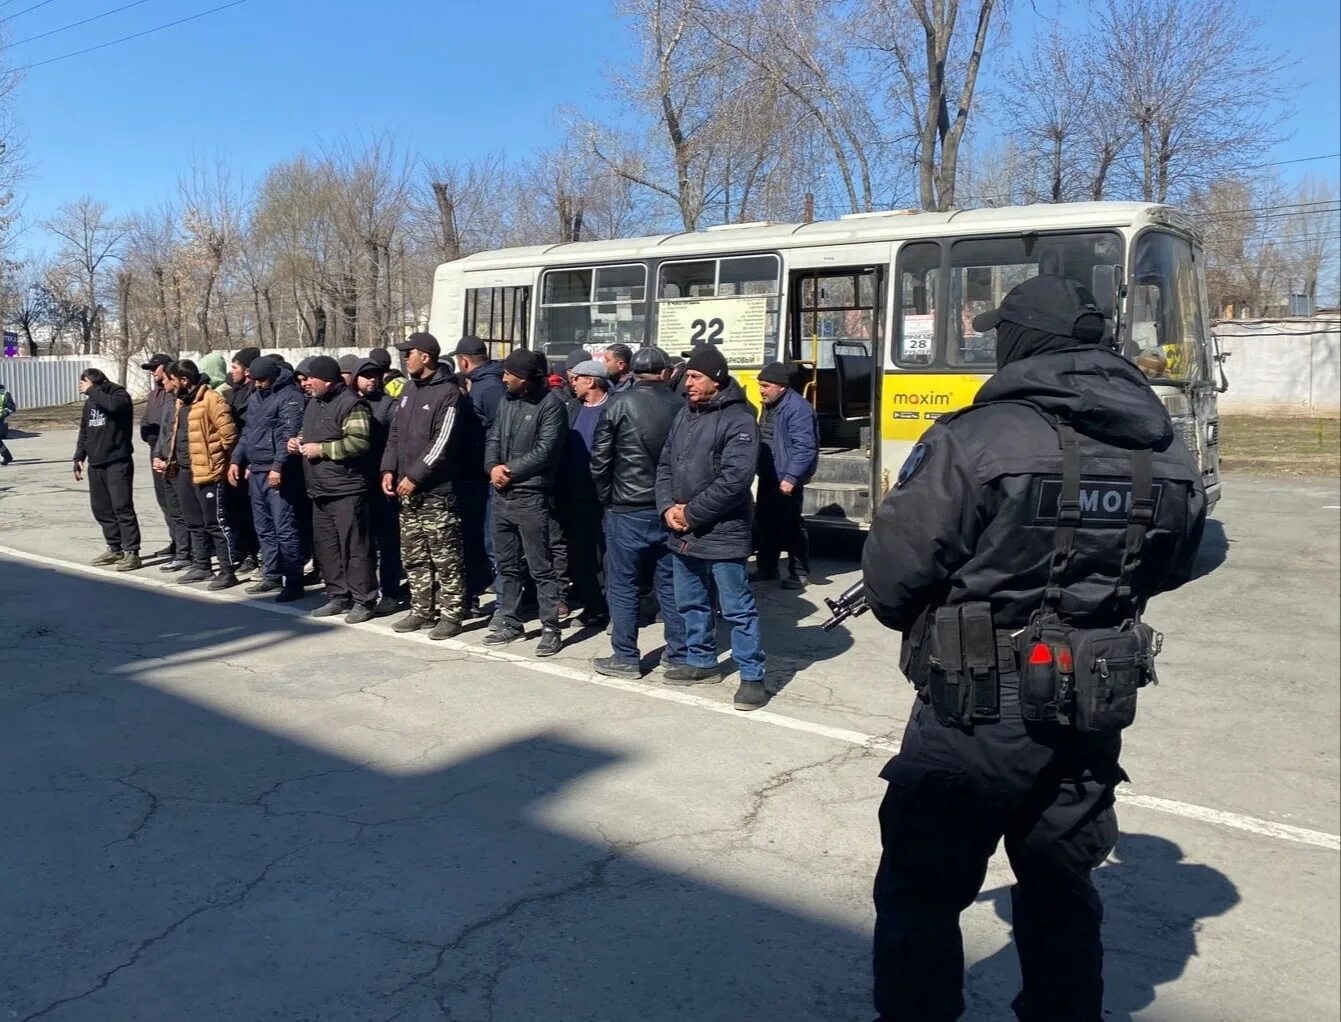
xmin=0 ymin=348 xmax=366 ymax=411
xmin=1216 ymin=319 xmax=1341 ymax=417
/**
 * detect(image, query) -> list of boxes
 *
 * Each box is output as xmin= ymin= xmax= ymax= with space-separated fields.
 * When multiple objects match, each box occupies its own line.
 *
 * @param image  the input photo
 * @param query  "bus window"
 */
xmin=895 ymin=242 xmax=940 ymax=367
xmin=793 ymin=271 xmax=877 ymax=368
xmin=1130 ymin=232 xmax=1207 ymax=382
xmin=656 ymin=254 xmax=780 ymax=367
xmin=464 ymin=285 xmax=531 ymax=356
xmin=537 ymin=264 xmax=647 ymax=357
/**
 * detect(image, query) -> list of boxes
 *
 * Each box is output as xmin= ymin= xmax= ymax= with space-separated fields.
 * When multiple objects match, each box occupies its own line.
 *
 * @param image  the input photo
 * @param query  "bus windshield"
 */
xmin=1127 ymin=231 xmax=1209 ymax=384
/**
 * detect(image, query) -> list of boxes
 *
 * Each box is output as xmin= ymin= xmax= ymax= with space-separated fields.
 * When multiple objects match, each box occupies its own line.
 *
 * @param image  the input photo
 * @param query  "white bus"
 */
xmin=429 ymin=201 xmax=1225 ymax=526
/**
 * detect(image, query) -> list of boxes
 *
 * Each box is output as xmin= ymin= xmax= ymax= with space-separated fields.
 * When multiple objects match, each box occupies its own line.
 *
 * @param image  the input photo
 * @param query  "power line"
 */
xmin=0 ymin=0 xmax=57 ymax=23
xmin=10 ymin=0 xmax=249 ymax=72
xmin=10 ymin=0 xmax=154 ymax=47
xmin=1232 ymin=152 xmax=1341 ymax=171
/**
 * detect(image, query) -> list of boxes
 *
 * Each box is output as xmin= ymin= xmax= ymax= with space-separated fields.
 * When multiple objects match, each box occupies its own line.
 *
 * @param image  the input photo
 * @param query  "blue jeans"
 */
xmin=604 ymin=509 xmax=686 ymax=665
xmin=671 ymin=554 xmax=765 ymax=681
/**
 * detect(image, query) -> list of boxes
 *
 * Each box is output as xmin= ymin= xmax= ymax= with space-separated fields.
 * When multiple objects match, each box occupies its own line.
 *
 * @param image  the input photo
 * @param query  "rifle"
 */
xmin=821 ymin=580 xmax=868 ymax=632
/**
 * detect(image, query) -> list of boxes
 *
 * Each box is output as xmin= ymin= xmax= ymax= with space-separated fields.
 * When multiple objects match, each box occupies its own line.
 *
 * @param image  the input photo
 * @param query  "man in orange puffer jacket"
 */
xmin=156 ymin=360 xmax=240 ymax=590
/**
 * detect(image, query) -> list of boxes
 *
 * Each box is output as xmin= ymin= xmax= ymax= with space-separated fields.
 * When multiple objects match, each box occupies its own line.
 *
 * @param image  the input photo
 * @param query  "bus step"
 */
xmin=803 ymin=483 xmax=871 ymax=522
xmin=812 ymin=452 xmax=871 ymax=485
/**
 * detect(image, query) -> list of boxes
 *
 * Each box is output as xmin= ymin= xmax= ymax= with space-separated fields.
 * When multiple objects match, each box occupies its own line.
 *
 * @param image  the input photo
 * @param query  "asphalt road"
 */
xmin=0 ymin=426 xmax=1337 ymax=1021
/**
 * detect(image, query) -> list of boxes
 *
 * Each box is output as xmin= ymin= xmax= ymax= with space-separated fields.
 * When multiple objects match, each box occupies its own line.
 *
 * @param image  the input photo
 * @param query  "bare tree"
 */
xmin=1281 ymin=178 xmax=1340 ymax=306
xmin=1096 ymin=0 xmax=1291 ymax=204
xmin=1001 ymin=28 xmax=1091 ymax=203
xmin=0 ymin=35 xmax=23 ymax=254
xmin=416 ymin=152 xmax=509 ymax=263
xmin=42 ymin=197 xmax=128 ymax=354
xmin=867 ymin=0 xmax=999 ymax=210
xmin=179 ymin=163 xmax=243 ymax=349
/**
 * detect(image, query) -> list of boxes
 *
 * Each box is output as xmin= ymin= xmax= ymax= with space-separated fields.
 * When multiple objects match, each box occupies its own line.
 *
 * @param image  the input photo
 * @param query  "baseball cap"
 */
xmin=354 ymin=358 xmax=384 ymax=378
xmin=140 ymin=353 xmax=171 ymax=370
xmin=970 ymin=275 xmax=1106 ymax=342
xmin=452 ymin=335 xmax=488 ymax=357
xmin=395 ymin=332 xmax=441 ymax=358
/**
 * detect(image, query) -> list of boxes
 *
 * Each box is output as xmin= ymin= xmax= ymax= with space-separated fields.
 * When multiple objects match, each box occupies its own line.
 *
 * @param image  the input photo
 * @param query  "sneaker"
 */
xmin=780 ymin=576 xmax=808 ymax=591
xmin=312 ymin=599 xmax=351 ymax=618
xmin=177 ymin=567 xmax=213 ymax=584
xmin=733 ymin=680 xmax=769 ymax=711
xmin=578 ymin=608 xmax=610 ymax=628
xmin=659 ymin=654 xmax=688 ymax=671
xmin=374 ymin=596 xmax=401 ymax=616
xmin=345 ymin=604 xmax=375 ymax=625
xmin=593 ymin=657 xmax=641 ymax=678
xmin=91 ymin=549 xmax=121 ymax=567
xmin=207 ymin=572 xmax=240 ymax=591
xmin=275 ymin=586 xmax=305 ymax=604
xmin=237 ymin=555 xmax=258 ymax=576
xmin=536 ymin=628 xmax=563 ymax=657
xmin=663 ymin=665 xmax=722 ymax=686
xmin=160 ymin=558 xmax=191 ymax=573
xmin=429 ymin=618 xmax=463 ymax=641
xmin=152 ymin=545 xmax=176 ymax=558
xmin=393 ymin=613 xmax=431 ymax=634
xmin=247 ymin=577 xmax=284 ymax=595
xmin=482 ymin=627 xmax=524 ymax=646
xmin=114 ymin=552 xmax=142 ymax=573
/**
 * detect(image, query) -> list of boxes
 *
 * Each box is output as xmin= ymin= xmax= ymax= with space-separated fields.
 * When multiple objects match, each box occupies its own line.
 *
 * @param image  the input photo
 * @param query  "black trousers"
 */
xmin=88 ymin=459 xmax=142 ymax=553
xmin=556 ymin=496 xmax=607 ymax=614
xmin=873 ymin=688 xmax=1121 ymax=1022
xmin=493 ymin=492 xmax=563 ymax=631
xmin=311 ymin=492 xmax=376 ymax=606
xmin=172 ymin=469 xmax=237 ymax=571
xmin=755 ymin=480 xmax=810 ymax=579
xmin=158 ymin=465 xmax=191 ymax=558
xmin=226 ymin=475 xmax=259 ymax=560
xmin=371 ymin=490 xmax=404 ymax=599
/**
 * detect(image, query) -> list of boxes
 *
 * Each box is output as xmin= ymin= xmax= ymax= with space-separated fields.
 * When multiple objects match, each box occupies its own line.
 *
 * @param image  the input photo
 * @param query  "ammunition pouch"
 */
xmin=908 ymin=602 xmax=1002 ymax=727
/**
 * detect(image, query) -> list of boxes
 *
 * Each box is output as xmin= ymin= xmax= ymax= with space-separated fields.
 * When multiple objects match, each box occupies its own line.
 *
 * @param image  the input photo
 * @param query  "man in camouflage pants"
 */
xmin=379 ymin=333 xmax=473 ymax=640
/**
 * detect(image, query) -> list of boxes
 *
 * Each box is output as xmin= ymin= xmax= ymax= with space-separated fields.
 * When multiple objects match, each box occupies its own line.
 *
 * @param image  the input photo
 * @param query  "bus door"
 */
xmin=787 ymin=266 xmax=882 ymax=450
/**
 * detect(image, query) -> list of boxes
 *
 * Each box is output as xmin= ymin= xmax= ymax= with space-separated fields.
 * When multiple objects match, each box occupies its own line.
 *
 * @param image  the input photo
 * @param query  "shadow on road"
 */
xmin=965 ymin=832 xmax=1239 ymax=1020
xmin=1190 ymin=518 xmax=1230 ymax=581
xmin=0 ymin=557 xmax=872 ymax=1021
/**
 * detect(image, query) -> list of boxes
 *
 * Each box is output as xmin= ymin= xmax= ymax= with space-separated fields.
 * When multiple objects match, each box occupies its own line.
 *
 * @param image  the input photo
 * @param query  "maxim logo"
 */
xmin=890 ymin=392 xmax=952 ymax=406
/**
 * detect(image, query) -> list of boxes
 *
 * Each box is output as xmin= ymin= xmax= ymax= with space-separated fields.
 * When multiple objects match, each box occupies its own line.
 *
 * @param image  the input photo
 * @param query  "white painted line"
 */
xmin=1324 ymin=505 xmax=1340 ymax=510
xmin=1 ymin=542 xmax=1337 ymax=854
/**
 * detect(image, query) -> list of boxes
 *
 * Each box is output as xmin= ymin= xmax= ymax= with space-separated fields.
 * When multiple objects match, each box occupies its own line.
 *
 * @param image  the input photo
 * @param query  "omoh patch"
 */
xmin=897 ymin=442 xmax=929 ymax=487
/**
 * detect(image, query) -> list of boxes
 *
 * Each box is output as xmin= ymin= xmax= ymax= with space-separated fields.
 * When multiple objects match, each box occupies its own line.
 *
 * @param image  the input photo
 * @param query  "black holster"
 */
xmin=912 ymin=602 xmax=1001 ymax=726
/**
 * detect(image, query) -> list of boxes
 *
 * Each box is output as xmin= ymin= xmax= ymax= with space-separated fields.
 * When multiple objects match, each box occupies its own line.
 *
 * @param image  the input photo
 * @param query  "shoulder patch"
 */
xmin=896 ymin=442 xmax=929 ymax=487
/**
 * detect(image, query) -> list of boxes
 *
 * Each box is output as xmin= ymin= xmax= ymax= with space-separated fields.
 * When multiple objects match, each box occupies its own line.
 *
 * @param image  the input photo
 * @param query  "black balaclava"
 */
xmin=995 ymin=320 xmax=1084 ymax=370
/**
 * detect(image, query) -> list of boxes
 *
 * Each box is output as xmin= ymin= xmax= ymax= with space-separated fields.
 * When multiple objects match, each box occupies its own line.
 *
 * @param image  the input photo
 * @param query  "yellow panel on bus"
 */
xmin=881 ymin=374 xmax=991 ymax=442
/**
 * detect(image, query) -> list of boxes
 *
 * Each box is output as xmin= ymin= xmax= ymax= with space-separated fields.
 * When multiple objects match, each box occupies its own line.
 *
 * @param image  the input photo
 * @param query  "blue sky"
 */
xmin=5 ymin=0 xmax=1339 ymax=259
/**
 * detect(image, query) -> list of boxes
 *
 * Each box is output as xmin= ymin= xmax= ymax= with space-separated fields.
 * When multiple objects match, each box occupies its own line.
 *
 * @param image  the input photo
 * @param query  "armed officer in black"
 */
xmin=862 ymin=276 xmax=1207 ymax=1021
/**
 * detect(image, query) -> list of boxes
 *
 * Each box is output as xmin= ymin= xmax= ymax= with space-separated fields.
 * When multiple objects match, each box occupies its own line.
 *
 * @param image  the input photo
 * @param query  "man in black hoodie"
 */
xmin=861 ymin=275 xmax=1207 ymax=1022
xmin=482 ymin=348 xmax=568 ymax=656
xmin=74 ymin=368 xmax=142 ymax=571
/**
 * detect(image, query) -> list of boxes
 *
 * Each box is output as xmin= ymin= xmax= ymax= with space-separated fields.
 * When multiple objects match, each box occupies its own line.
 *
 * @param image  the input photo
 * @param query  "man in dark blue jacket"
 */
xmin=655 ymin=346 xmax=768 ymax=709
xmin=228 ymin=355 xmax=307 ymax=601
xmin=754 ymin=362 xmax=820 ymax=589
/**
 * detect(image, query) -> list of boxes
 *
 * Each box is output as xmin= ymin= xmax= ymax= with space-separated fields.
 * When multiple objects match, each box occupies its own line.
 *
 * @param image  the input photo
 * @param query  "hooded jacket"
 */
xmin=465 ymin=359 xmax=507 ymax=430
xmin=198 ymin=352 xmax=230 ymax=392
xmin=231 ymin=368 xmax=304 ymax=475
xmin=74 ymin=381 xmax=135 ymax=467
xmin=655 ymin=378 xmax=759 ymax=560
xmin=166 ymin=382 xmax=237 ymax=484
xmin=861 ymin=345 xmax=1207 ymax=635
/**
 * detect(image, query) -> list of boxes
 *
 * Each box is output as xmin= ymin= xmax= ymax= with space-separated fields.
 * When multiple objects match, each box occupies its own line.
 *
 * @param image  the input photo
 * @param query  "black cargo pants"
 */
xmin=873 ymin=681 xmax=1122 ymax=1022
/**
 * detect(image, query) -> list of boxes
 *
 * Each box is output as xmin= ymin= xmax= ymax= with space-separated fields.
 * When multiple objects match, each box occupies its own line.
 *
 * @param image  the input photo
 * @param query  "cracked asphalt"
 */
xmin=1 ymin=427 xmax=1338 ymax=1021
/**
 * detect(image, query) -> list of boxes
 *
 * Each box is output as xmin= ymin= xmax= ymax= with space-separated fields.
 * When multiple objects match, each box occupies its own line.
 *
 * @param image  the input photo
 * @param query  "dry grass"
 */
xmin=1219 ymin=416 xmax=1340 ymax=477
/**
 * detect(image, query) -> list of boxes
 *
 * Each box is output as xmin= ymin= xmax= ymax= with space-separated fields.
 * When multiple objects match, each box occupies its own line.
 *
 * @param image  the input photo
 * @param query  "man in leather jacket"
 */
xmin=588 ymin=347 xmax=688 ymax=678
xmin=482 ymin=349 xmax=569 ymax=657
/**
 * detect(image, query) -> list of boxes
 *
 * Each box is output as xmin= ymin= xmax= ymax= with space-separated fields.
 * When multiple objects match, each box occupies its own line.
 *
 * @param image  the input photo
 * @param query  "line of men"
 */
xmin=78 ymin=334 xmax=820 ymax=712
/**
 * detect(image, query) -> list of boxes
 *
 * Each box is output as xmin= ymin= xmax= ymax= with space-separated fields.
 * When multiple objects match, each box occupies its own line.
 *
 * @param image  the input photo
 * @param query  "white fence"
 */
xmin=0 ymin=347 xmax=367 ymax=411
xmin=1216 ymin=319 xmax=1341 ymax=418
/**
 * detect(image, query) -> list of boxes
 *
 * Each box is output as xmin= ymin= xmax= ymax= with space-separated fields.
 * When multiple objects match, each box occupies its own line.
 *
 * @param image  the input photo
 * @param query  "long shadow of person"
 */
xmin=1190 ymin=518 xmax=1230 ymax=581
xmin=965 ymin=832 xmax=1239 ymax=1019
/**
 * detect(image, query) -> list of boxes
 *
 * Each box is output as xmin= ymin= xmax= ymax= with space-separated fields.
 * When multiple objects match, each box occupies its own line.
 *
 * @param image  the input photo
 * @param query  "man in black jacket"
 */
xmin=356 ymin=357 xmax=405 ymax=615
xmin=292 ymin=356 xmax=377 ymax=624
xmin=862 ymin=276 xmax=1207 ymax=1022
xmin=224 ymin=347 xmax=261 ymax=573
xmin=74 ymin=368 xmax=142 ymax=571
xmin=589 ymin=347 xmax=687 ymax=678
xmin=139 ymin=353 xmax=186 ymax=560
xmin=482 ymin=348 xmax=568 ymax=656
xmin=380 ymin=334 xmax=470 ymax=639
xmin=452 ymin=334 xmax=506 ymax=609
xmin=655 ymin=346 xmax=767 ymax=709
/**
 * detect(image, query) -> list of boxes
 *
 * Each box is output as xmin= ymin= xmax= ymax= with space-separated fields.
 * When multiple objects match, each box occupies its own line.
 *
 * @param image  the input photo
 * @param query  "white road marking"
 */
xmin=1324 ymin=505 xmax=1340 ymax=510
xmin=2 ymin=542 xmax=1337 ymax=854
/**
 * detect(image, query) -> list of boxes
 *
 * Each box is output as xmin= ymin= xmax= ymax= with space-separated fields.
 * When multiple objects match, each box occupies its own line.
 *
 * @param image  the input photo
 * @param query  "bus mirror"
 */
xmin=1211 ymin=333 xmax=1231 ymax=393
